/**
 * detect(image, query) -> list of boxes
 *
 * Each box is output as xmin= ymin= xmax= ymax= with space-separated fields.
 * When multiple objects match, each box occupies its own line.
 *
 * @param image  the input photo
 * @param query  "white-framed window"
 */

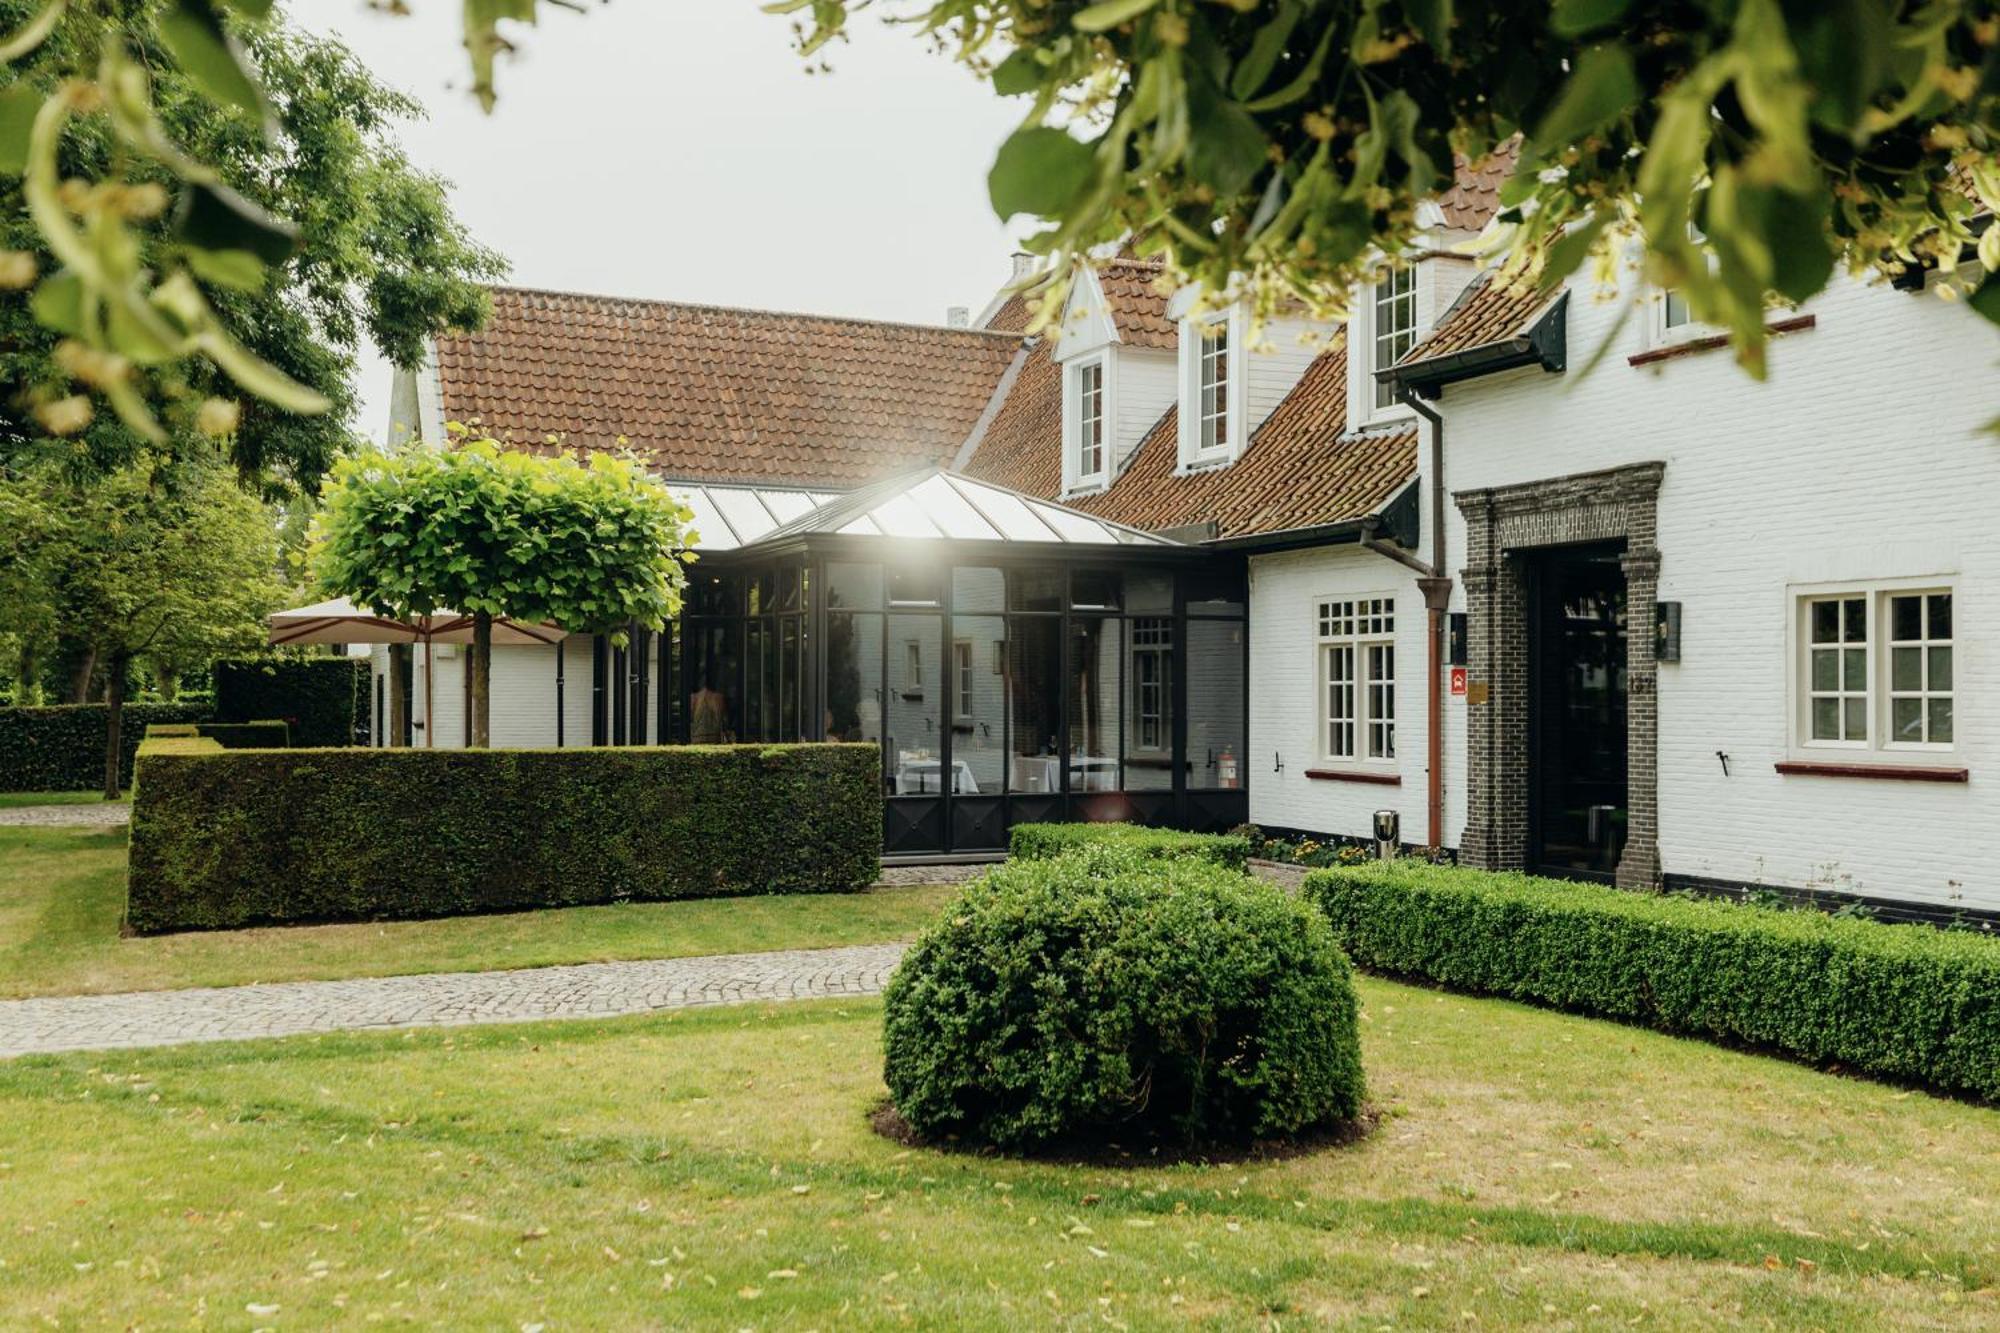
xmin=904 ymin=639 xmax=923 ymax=697
xmin=1797 ymin=586 xmax=1954 ymax=752
xmin=1317 ymin=596 xmax=1396 ymax=762
xmin=1177 ymin=305 xmax=1243 ymax=469
xmin=1130 ymin=617 xmax=1172 ymax=754
xmin=1370 ymin=271 xmax=1417 ymax=411
xmin=1073 ymin=358 xmax=1106 ymax=485
xmin=1649 ymin=286 xmax=1705 ymax=347
xmin=1197 ymin=320 xmax=1229 ymax=453
xmin=952 ymin=639 xmax=974 ymax=719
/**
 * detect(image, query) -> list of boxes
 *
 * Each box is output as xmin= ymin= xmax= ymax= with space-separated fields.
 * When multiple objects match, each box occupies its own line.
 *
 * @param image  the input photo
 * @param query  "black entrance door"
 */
xmin=1526 ymin=542 xmax=1629 ymax=880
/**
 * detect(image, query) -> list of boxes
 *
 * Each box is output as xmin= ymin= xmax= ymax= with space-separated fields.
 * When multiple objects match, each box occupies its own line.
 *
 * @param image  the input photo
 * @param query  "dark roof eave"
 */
xmin=1204 ymin=516 xmax=1373 ymax=555
xmin=1383 ymin=291 xmax=1568 ymax=399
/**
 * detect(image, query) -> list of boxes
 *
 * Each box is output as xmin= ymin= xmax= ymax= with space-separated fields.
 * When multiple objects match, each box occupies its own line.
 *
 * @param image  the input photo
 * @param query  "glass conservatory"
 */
xmin=614 ymin=470 xmax=1249 ymax=856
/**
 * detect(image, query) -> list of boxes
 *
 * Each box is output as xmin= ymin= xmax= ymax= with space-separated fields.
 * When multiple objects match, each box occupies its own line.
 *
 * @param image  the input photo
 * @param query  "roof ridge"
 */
xmin=476 ymin=284 xmax=1024 ymax=342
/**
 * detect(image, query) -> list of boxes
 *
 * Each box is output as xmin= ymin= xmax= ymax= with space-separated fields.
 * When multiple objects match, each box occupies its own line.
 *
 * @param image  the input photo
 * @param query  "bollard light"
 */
xmin=1373 ymin=809 xmax=1400 ymax=861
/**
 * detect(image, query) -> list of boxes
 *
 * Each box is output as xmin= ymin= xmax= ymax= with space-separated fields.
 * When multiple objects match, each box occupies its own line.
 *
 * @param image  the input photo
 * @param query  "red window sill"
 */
xmin=1628 ymin=314 xmax=1817 ymax=368
xmin=1305 ymin=768 xmax=1402 ymax=786
xmin=1774 ymin=759 xmax=1968 ymax=784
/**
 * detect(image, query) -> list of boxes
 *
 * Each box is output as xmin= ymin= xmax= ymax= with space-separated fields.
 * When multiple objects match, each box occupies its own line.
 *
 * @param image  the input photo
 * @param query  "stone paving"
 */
xmin=0 ymin=943 xmax=907 ymax=1059
xmin=0 ymin=800 xmax=131 ymax=827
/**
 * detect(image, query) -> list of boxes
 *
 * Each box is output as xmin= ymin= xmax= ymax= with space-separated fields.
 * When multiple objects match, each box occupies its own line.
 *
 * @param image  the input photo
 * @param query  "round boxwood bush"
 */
xmin=882 ymin=846 xmax=1365 ymax=1150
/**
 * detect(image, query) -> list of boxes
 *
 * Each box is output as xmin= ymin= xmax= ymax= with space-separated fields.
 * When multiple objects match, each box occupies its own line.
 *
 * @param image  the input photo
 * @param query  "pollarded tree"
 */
xmin=309 ymin=433 xmax=696 ymax=748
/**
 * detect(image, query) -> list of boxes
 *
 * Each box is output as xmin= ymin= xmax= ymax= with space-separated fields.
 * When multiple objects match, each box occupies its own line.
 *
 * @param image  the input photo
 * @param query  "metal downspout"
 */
xmin=1396 ymin=385 xmax=1452 ymax=853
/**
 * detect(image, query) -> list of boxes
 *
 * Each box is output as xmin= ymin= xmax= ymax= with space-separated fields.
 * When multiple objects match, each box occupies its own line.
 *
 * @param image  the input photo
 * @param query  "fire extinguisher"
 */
xmin=1218 ymin=745 xmax=1239 ymax=789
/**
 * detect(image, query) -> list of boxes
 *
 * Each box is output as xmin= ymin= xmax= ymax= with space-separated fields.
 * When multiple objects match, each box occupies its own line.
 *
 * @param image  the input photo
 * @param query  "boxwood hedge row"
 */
xmin=128 ymin=741 xmax=884 ymax=932
xmin=212 ymin=658 xmax=363 ymax=748
xmin=0 ymin=703 xmax=211 ymax=791
xmin=1008 ymin=821 xmax=1251 ymax=871
xmin=1306 ymin=860 xmax=2000 ymax=1101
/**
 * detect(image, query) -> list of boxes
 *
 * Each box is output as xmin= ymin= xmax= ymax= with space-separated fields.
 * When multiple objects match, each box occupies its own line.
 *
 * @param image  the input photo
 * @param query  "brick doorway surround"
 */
xmin=1455 ymin=462 xmax=1664 ymax=889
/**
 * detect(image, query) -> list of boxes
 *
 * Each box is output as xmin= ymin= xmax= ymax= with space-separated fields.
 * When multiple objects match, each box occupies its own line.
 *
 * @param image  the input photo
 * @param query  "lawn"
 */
xmin=0 ymin=824 xmax=958 ymax=999
xmin=2 ymin=982 xmax=1994 ymax=1328
xmin=0 ymin=790 xmax=116 ymax=809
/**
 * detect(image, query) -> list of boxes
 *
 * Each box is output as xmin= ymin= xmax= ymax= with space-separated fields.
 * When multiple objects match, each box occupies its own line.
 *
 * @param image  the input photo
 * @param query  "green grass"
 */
xmin=0 ymin=790 xmax=116 ymax=809
xmin=0 ymin=824 xmax=958 ymax=999
xmin=2 ymin=983 xmax=1994 ymax=1327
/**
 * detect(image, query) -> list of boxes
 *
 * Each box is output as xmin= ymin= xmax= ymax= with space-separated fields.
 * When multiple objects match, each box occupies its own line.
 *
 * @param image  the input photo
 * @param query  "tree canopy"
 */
xmin=0 ymin=0 xmax=503 ymax=490
xmin=309 ymin=433 xmax=695 ymax=746
xmin=773 ymin=0 xmax=1999 ymax=378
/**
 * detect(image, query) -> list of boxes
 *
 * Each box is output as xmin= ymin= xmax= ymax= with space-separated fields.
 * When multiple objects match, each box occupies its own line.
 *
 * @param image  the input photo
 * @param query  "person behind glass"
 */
xmin=689 ymin=677 xmax=730 ymax=744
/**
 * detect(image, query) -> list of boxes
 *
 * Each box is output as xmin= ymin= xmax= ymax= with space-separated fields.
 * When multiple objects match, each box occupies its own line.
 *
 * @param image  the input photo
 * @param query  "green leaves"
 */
xmin=1969 ymin=272 xmax=2000 ymax=328
xmin=157 ymin=0 xmax=268 ymax=122
xmin=987 ymin=126 xmax=1094 ymax=220
xmin=173 ymin=181 xmax=300 ymax=290
xmin=1530 ymin=43 xmax=1637 ymax=155
xmin=990 ymin=48 xmax=1041 ymax=97
xmin=0 ymin=87 xmax=42 ymax=173
xmin=1549 ymin=0 xmax=1630 ymax=39
xmin=1071 ymin=0 xmax=1160 ymax=34
xmin=1185 ymin=74 xmax=1266 ymax=199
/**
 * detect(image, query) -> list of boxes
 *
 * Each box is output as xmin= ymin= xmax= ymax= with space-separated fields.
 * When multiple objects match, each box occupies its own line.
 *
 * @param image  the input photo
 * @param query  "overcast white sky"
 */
xmin=304 ymin=2 xmax=1030 ymax=441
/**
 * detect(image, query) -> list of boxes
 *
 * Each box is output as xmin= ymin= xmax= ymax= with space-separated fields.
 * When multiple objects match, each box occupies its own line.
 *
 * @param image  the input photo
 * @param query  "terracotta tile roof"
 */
xmin=1400 ymin=263 xmax=1558 ymax=365
xmin=1094 ymin=258 xmax=1178 ymax=348
xmin=1432 ymin=138 xmax=1520 ymax=231
xmin=433 ymin=286 xmax=1024 ymax=488
xmin=961 ymin=329 xmax=1417 ymax=539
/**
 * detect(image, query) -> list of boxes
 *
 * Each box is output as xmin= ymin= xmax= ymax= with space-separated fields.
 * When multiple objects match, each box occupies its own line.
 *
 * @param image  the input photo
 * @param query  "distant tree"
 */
xmin=0 ymin=0 xmax=504 ymax=489
xmin=0 ymin=458 xmax=285 ymax=796
xmin=310 ymin=433 xmax=696 ymax=748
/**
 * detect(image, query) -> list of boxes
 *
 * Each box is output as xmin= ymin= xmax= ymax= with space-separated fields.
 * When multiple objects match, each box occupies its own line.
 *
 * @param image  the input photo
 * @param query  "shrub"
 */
xmin=127 ymin=741 xmax=883 ymax=932
xmin=1008 ymin=821 xmax=1251 ymax=871
xmin=0 ymin=703 xmax=210 ymax=791
xmin=212 ymin=658 xmax=363 ymax=747
xmin=195 ymin=720 xmax=290 ymax=749
xmin=884 ymin=845 xmax=1365 ymax=1149
xmin=1305 ymin=861 xmax=2000 ymax=1101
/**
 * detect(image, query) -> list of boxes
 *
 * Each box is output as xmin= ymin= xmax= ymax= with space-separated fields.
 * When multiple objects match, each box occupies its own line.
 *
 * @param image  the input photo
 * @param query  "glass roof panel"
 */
xmin=711 ymin=488 xmax=782 ymax=545
xmin=836 ymin=514 xmax=885 ymax=537
xmin=674 ymin=487 xmax=737 ymax=550
xmin=909 ymin=475 xmax=1004 ymax=541
xmin=760 ymin=490 xmax=828 ymax=523
xmin=867 ymin=491 xmax=946 ymax=539
xmin=1028 ymin=497 xmax=1124 ymax=544
xmin=959 ymin=485 xmax=1060 ymax=542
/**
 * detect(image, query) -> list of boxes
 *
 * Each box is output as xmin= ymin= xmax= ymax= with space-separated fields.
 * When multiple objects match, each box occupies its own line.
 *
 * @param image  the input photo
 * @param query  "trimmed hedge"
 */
xmin=884 ymin=844 xmax=1365 ymax=1149
xmin=127 ymin=742 xmax=884 ymax=932
xmin=1305 ymin=861 xmax=2000 ymax=1101
xmin=159 ymin=720 xmax=290 ymax=749
xmin=212 ymin=658 xmax=363 ymax=747
xmin=1009 ymin=821 xmax=1251 ymax=871
xmin=0 ymin=703 xmax=210 ymax=791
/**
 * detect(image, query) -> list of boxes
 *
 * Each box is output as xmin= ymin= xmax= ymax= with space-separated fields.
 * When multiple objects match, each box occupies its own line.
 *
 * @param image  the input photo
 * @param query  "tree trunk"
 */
xmin=388 ymin=645 xmax=410 ymax=747
xmin=470 ymin=611 xmax=492 ymax=748
xmin=103 ymin=652 xmax=128 ymax=800
xmin=68 ymin=645 xmax=96 ymax=704
xmin=156 ymin=666 xmax=179 ymax=702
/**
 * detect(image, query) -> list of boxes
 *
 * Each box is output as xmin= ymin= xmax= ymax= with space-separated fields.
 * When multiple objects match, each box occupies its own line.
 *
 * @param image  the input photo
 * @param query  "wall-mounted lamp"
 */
xmin=1655 ymin=601 xmax=1683 ymax=663
xmin=1373 ymin=809 xmax=1400 ymax=861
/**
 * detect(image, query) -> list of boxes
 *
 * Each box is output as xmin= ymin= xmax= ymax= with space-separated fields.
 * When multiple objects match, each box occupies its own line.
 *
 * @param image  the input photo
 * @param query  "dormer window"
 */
xmin=1198 ymin=322 xmax=1229 ymax=451
xmin=1063 ymin=355 xmax=1111 ymax=494
xmin=1370 ymin=270 xmax=1417 ymax=410
xmin=1177 ymin=307 xmax=1244 ymax=470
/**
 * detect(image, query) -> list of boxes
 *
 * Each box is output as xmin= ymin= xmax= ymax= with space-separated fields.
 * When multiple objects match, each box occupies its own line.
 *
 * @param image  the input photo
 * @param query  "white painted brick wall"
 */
xmin=1424 ymin=265 xmax=2000 ymax=911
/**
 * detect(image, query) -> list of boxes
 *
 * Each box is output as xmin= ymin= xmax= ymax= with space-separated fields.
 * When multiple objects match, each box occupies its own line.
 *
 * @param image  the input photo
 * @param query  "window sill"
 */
xmin=1305 ymin=767 xmax=1402 ymax=786
xmin=1176 ymin=456 xmax=1233 ymax=476
xmin=1774 ymin=759 xmax=1967 ymax=784
xmin=1629 ymin=314 xmax=1816 ymax=367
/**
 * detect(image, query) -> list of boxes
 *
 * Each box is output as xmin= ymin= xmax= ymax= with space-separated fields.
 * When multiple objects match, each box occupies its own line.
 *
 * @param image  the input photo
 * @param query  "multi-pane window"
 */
xmin=1131 ymin=618 xmax=1171 ymax=752
xmin=1889 ymin=592 xmax=1953 ymax=746
xmin=1318 ymin=597 xmax=1395 ymax=761
xmin=1801 ymin=588 xmax=1954 ymax=751
xmin=1371 ymin=270 xmax=1416 ymax=410
xmin=953 ymin=640 xmax=975 ymax=720
xmin=1075 ymin=360 xmax=1105 ymax=481
xmin=1197 ymin=322 xmax=1229 ymax=452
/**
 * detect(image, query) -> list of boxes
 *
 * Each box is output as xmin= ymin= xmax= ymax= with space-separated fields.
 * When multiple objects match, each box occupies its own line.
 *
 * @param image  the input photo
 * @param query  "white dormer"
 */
xmin=1053 ymin=263 xmax=1177 ymax=497
xmin=1170 ymin=288 xmax=1331 ymax=473
xmin=1348 ymin=254 xmax=1478 ymax=428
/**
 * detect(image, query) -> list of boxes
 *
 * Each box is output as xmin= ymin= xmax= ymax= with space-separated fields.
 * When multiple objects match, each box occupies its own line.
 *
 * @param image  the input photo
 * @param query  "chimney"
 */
xmin=946 ymin=306 xmax=970 ymax=328
xmin=1010 ymin=251 xmax=1037 ymax=283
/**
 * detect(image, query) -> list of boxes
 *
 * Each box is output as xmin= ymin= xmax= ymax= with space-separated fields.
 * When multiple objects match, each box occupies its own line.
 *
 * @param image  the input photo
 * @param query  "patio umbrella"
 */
xmin=267 ymin=598 xmax=569 ymax=746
